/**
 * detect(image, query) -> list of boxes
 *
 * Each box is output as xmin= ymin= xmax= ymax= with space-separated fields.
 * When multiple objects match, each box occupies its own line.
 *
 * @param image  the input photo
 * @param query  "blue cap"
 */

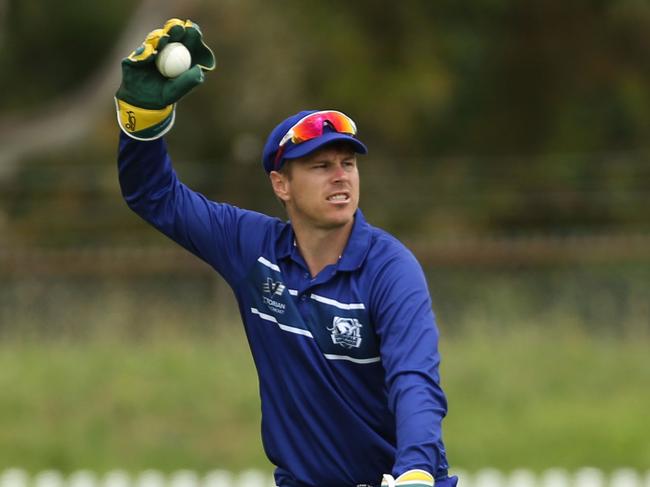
xmin=261 ymin=110 xmax=368 ymax=173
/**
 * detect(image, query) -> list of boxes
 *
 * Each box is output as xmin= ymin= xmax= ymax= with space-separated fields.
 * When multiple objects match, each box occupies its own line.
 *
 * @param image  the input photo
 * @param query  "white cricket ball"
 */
xmin=155 ymin=42 xmax=192 ymax=78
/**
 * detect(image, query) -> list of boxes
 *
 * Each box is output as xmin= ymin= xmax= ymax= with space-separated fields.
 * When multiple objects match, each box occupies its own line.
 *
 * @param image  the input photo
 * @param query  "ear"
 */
xmin=269 ymin=170 xmax=290 ymax=202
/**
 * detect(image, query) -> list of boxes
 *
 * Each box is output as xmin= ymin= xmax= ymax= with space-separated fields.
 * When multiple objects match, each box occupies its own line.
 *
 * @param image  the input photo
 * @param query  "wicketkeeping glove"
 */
xmin=382 ymin=471 xmax=459 ymax=487
xmin=381 ymin=470 xmax=434 ymax=487
xmin=115 ymin=18 xmax=216 ymax=141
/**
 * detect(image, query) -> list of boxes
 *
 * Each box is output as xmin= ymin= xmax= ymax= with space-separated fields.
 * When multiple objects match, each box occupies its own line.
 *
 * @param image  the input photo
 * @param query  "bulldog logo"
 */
xmin=328 ymin=316 xmax=363 ymax=349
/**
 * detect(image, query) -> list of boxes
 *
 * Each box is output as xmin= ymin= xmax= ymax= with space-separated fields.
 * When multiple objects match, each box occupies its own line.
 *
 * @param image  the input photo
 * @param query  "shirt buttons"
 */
xmin=303 ymin=273 xmax=309 ymax=279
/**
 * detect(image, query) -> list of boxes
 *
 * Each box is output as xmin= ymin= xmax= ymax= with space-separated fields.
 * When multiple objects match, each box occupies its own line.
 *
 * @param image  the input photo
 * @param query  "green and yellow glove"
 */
xmin=381 ymin=470 xmax=434 ymax=487
xmin=115 ymin=18 xmax=216 ymax=140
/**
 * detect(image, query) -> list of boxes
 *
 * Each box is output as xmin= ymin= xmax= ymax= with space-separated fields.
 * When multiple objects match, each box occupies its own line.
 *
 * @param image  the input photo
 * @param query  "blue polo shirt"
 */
xmin=118 ymin=133 xmax=452 ymax=487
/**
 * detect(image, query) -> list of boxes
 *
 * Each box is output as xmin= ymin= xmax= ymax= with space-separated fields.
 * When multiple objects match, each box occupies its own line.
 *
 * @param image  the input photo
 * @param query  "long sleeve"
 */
xmin=117 ymin=132 xmax=275 ymax=286
xmin=371 ymin=247 xmax=450 ymax=479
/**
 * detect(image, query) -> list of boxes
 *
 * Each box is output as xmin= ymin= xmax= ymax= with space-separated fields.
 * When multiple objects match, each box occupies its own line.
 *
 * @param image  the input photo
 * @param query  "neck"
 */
xmin=292 ymin=219 xmax=354 ymax=278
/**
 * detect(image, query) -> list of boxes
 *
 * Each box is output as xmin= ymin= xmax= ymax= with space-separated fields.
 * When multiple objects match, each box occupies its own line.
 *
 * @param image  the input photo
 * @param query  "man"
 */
xmin=115 ymin=19 xmax=458 ymax=487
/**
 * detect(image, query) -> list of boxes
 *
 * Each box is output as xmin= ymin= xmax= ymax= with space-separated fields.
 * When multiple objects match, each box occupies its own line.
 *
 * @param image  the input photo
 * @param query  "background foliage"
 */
xmin=1 ymin=0 xmax=649 ymax=244
xmin=0 ymin=0 xmax=649 ymax=475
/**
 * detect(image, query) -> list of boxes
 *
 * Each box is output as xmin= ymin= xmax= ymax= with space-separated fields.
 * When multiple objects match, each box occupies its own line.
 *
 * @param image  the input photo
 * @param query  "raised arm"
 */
xmin=115 ymin=19 xmax=272 ymax=286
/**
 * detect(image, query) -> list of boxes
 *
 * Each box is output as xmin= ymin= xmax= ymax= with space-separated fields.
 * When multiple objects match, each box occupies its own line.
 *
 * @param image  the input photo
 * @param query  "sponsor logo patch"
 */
xmin=262 ymin=277 xmax=285 ymax=296
xmin=262 ymin=277 xmax=286 ymax=314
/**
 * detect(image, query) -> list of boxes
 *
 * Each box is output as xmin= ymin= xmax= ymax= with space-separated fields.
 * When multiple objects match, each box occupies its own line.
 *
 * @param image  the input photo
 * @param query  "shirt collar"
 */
xmin=276 ymin=208 xmax=372 ymax=272
xmin=276 ymin=221 xmax=295 ymax=260
xmin=337 ymin=208 xmax=372 ymax=271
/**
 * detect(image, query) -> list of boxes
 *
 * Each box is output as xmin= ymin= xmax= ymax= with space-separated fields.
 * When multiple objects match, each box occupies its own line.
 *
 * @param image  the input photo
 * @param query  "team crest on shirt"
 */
xmin=328 ymin=316 xmax=363 ymax=349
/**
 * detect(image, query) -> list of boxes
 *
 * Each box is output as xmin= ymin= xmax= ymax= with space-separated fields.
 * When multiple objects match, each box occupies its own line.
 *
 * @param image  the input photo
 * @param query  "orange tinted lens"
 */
xmin=291 ymin=111 xmax=356 ymax=144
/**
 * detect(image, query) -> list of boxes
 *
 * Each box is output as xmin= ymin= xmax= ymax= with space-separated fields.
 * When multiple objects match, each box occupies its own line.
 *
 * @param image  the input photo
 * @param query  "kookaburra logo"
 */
xmin=125 ymin=110 xmax=136 ymax=131
xmin=263 ymin=277 xmax=285 ymax=296
xmin=328 ymin=317 xmax=363 ymax=349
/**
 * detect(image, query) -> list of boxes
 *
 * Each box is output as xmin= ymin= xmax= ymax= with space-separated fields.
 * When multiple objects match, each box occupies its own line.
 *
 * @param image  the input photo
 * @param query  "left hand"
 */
xmin=381 ymin=471 xmax=459 ymax=487
xmin=381 ymin=470 xmax=434 ymax=487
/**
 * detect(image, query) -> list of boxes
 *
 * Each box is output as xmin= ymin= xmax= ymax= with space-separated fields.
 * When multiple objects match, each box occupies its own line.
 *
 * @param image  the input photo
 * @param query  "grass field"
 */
xmin=0 ymin=322 xmax=648 ymax=474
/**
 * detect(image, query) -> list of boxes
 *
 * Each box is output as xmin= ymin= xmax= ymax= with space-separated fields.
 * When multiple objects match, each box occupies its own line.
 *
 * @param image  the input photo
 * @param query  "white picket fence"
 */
xmin=1 ymin=468 xmax=649 ymax=487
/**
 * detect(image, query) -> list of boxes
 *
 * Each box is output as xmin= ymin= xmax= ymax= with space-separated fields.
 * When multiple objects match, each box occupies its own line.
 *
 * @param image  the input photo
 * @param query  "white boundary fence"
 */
xmin=1 ymin=469 xmax=649 ymax=487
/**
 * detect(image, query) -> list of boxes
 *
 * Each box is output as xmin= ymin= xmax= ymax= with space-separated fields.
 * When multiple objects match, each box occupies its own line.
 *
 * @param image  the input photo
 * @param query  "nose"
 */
xmin=332 ymin=163 xmax=349 ymax=182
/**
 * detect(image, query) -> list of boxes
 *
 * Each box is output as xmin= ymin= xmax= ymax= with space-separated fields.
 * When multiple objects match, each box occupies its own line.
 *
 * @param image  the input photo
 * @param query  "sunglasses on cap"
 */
xmin=273 ymin=110 xmax=358 ymax=169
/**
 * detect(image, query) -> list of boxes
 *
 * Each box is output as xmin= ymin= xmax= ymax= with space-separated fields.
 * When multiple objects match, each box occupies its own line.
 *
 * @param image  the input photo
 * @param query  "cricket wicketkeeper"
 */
xmin=115 ymin=19 xmax=459 ymax=487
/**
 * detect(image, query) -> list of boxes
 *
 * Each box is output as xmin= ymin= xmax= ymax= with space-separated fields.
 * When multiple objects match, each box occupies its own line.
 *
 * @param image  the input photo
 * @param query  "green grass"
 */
xmin=0 ymin=324 xmax=648 ymax=473
xmin=0 ymin=329 xmax=268 ymax=473
xmin=440 ymin=325 xmax=650 ymax=472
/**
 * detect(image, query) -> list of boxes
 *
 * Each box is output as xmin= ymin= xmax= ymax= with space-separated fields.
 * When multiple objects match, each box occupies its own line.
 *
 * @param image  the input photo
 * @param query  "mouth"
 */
xmin=326 ymin=192 xmax=350 ymax=203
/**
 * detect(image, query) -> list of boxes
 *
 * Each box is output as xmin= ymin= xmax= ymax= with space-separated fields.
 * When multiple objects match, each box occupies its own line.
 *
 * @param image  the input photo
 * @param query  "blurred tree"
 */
xmin=0 ymin=0 xmax=198 ymax=175
xmin=0 ymin=0 xmax=648 ymax=246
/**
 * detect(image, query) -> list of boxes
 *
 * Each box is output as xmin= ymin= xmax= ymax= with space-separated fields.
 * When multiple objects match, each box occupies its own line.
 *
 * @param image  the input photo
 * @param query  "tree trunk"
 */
xmin=0 ymin=0 xmax=191 ymax=178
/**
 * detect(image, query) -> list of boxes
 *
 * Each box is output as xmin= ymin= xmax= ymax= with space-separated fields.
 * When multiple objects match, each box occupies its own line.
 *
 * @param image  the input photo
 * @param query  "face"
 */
xmin=270 ymin=144 xmax=360 ymax=231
